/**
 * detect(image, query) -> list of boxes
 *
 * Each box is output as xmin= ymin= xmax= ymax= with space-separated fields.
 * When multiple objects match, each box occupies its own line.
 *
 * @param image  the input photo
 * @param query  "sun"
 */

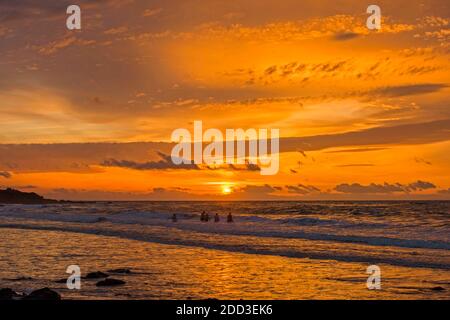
xmin=221 ymin=185 xmax=233 ymax=195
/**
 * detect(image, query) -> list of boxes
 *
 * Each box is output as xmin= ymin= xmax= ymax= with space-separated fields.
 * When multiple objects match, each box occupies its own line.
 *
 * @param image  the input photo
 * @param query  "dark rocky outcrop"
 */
xmin=0 ymin=288 xmax=21 ymax=300
xmin=54 ymin=278 xmax=68 ymax=284
xmin=22 ymin=288 xmax=61 ymax=300
xmin=0 ymin=188 xmax=59 ymax=204
xmin=85 ymin=271 xmax=109 ymax=279
xmin=107 ymin=268 xmax=132 ymax=274
xmin=6 ymin=276 xmax=33 ymax=281
xmin=431 ymin=286 xmax=445 ymax=291
xmin=96 ymin=278 xmax=125 ymax=286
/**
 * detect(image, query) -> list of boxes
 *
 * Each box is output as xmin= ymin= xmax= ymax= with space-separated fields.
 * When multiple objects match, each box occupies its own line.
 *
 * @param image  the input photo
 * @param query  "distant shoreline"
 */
xmin=0 ymin=188 xmax=70 ymax=205
xmin=1 ymin=188 xmax=450 ymax=203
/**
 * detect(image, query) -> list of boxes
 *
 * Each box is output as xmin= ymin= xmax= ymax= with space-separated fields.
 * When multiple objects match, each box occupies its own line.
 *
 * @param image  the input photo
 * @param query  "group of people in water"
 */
xmin=200 ymin=211 xmax=233 ymax=223
xmin=171 ymin=211 xmax=233 ymax=223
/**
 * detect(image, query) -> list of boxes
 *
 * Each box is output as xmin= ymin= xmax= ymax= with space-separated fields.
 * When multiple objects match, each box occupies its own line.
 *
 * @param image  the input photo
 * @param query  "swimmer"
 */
xmin=227 ymin=212 xmax=233 ymax=223
xmin=214 ymin=213 xmax=220 ymax=222
xmin=172 ymin=213 xmax=177 ymax=222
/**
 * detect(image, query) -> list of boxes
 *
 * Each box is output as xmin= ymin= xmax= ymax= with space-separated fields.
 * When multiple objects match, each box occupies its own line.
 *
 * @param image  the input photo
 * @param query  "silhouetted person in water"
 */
xmin=227 ymin=213 xmax=233 ymax=223
xmin=172 ymin=214 xmax=177 ymax=222
xmin=205 ymin=213 xmax=210 ymax=222
xmin=200 ymin=211 xmax=206 ymax=222
xmin=214 ymin=213 xmax=220 ymax=222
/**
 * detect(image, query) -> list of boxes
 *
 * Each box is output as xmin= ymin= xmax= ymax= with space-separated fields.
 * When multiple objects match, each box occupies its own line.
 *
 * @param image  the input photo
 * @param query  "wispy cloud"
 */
xmin=335 ymin=180 xmax=436 ymax=194
xmin=101 ymin=152 xmax=200 ymax=170
xmin=332 ymin=32 xmax=359 ymax=41
xmin=371 ymin=83 xmax=448 ymax=97
xmin=286 ymin=184 xmax=320 ymax=194
xmin=0 ymin=171 xmax=12 ymax=178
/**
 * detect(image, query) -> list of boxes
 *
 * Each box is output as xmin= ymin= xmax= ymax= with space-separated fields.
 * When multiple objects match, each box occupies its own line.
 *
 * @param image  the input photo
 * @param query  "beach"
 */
xmin=0 ymin=201 xmax=449 ymax=299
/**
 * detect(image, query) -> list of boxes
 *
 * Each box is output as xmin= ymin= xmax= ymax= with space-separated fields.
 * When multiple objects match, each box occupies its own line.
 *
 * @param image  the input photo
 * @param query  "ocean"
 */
xmin=0 ymin=201 xmax=449 ymax=299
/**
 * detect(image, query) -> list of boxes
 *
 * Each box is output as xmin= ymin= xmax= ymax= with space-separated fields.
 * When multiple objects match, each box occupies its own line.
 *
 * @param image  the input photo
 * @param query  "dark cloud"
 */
xmin=47 ymin=186 xmax=209 ymax=201
xmin=0 ymin=142 xmax=174 ymax=173
xmin=408 ymin=180 xmax=436 ymax=191
xmin=264 ymin=65 xmax=277 ymax=75
xmin=0 ymin=0 xmax=79 ymax=23
xmin=101 ymin=152 xmax=200 ymax=170
xmin=228 ymin=163 xmax=261 ymax=171
xmin=332 ymin=32 xmax=359 ymax=41
xmin=240 ymin=184 xmax=277 ymax=195
xmin=372 ymin=83 xmax=448 ymax=97
xmin=281 ymin=119 xmax=450 ymax=153
xmin=335 ymin=183 xmax=403 ymax=194
xmin=0 ymin=0 xmax=122 ymax=23
xmin=286 ymin=184 xmax=320 ymax=194
xmin=335 ymin=180 xmax=436 ymax=194
xmin=326 ymin=147 xmax=389 ymax=153
xmin=0 ymin=171 xmax=11 ymax=178
xmin=335 ymin=164 xmax=374 ymax=167
xmin=201 ymin=162 xmax=261 ymax=172
xmin=415 ymin=157 xmax=432 ymax=165
xmin=0 ymin=119 xmax=449 ymax=174
xmin=243 ymin=60 xmax=348 ymax=85
xmin=298 ymin=150 xmax=307 ymax=158
xmin=399 ymin=65 xmax=441 ymax=76
xmin=0 ymin=1 xmax=60 ymax=22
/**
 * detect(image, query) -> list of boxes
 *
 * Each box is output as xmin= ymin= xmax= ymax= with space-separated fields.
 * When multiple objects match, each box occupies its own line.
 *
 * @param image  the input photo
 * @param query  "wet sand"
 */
xmin=0 ymin=228 xmax=449 ymax=299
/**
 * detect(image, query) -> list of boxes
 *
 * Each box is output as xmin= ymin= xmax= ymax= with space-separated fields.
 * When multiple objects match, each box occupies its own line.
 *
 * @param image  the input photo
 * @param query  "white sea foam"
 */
xmin=0 ymin=201 xmax=449 ymax=269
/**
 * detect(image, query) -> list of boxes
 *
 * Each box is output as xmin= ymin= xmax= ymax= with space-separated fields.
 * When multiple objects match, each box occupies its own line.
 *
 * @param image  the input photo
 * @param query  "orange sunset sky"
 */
xmin=0 ymin=0 xmax=449 ymax=200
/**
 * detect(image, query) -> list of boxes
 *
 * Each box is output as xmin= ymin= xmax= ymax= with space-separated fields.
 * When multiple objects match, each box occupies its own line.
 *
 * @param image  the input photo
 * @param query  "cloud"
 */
xmin=326 ymin=147 xmax=389 ymax=153
xmin=237 ymin=60 xmax=349 ymax=85
xmin=104 ymin=26 xmax=129 ymax=35
xmin=101 ymin=152 xmax=200 ymax=170
xmin=286 ymin=184 xmax=320 ymax=194
xmin=228 ymin=163 xmax=261 ymax=171
xmin=0 ymin=25 xmax=11 ymax=38
xmin=0 ymin=171 xmax=12 ymax=178
xmin=335 ymin=183 xmax=403 ymax=194
xmin=1 ymin=119 xmax=449 ymax=174
xmin=332 ymin=32 xmax=359 ymax=41
xmin=371 ymin=83 xmax=448 ymax=97
xmin=0 ymin=0 xmax=67 ymax=23
xmin=175 ymin=14 xmax=415 ymax=43
xmin=415 ymin=157 xmax=432 ymax=165
xmin=46 ymin=186 xmax=210 ymax=201
xmin=281 ymin=119 xmax=450 ymax=153
xmin=239 ymin=184 xmax=277 ymax=195
xmin=143 ymin=8 xmax=162 ymax=17
xmin=408 ymin=180 xmax=436 ymax=191
xmin=334 ymin=180 xmax=436 ymax=194
xmin=37 ymin=36 xmax=96 ymax=55
xmin=205 ymin=162 xmax=261 ymax=172
xmin=103 ymin=155 xmax=261 ymax=172
xmin=0 ymin=0 xmax=130 ymax=23
xmin=335 ymin=164 xmax=375 ymax=168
